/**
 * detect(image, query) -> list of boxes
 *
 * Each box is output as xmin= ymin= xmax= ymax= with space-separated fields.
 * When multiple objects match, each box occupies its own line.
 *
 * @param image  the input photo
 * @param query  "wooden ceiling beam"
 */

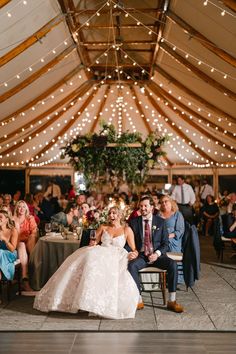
xmin=82 ymin=40 xmax=154 ymax=46
xmin=32 ymin=88 xmax=99 ymax=161
xmin=0 ymin=0 xmax=11 ymax=9
xmin=0 ymin=81 xmax=92 ymax=145
xmin=82 ymin=24 xmax=156 ymax=29
xmin=160 ymin=42 xmax=236 ymax=101
xmin=90 ymin=86 xmax=110 ymax=133
xmin=91 ymin=64 xmax=150 ymax=68
xmin=222 ymin=0 xmax=236 ymax=12
xmin=167 ymin=10 xmax=236 ymax=68
xmin=0 ymin=45 xmax=76 ymax=104
xmin=0 ymin=66 xmax=84 ymax=124
xmin=155 ymin=66 xmax=236 ymax=123
xmin=145 ymin=87 xmax=217 ymax=163
xmin=74 ymin=8 xmax=163 ymax=15
xmin=0 ymin=15 xmax=63 ymax=68
xmin=149 ymin=0 xmax=169 ymax=77
xmin=88 ymin=48 xmax=152 ymax=52
xmin=148 ymin=83 xmax=235 ymax=155
xmin=148 ymin=81 xmax=235 ymax=141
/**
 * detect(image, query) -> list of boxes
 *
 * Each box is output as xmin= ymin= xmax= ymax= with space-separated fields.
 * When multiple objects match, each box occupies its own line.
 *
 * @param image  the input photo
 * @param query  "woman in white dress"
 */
xmin=34 ymin=206 xmax=139 ymax=319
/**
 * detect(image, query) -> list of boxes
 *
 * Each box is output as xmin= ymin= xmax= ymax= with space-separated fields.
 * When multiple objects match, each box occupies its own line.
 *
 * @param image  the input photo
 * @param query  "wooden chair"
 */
xmin=139 ymin=267 xmax=167 ymax=305
xmin=0 ymin=259 xmax=21 ymax=303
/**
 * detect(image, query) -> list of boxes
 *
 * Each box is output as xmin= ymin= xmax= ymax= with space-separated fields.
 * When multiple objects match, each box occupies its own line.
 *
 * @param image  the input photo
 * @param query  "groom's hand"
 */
xmin=128 ymin=250 xmax=138 ymax=260
xmin=148 ymin=253 xmax=158 ymax=263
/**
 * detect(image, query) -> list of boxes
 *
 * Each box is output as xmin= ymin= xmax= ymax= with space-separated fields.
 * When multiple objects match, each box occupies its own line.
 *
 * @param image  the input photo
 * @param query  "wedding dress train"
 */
xmin=33 ymin=231 xmax=139 ymax=319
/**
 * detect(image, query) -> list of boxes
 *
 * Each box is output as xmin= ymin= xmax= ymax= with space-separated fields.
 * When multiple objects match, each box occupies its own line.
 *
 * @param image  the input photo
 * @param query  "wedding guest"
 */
xmin=68 ymin=184 xmax=76 ymax=200
xmin=222 ymin=204 xmax=236 ymax=238
xmin=200 ymin=179 xmax=214 ymax=204
xmin=51 ymin=202 xmax=79 ymax=228
xmin=34 ymin=206 xmax=139 ymax=319
xmin=171 ymin=175 xmax=196 ymax=225
xmin=13 ymin=200 xmax=38 ymax=291
xmin=0 ymin=195 xmax=4 ymax=208
xmin=12 ymin=190 xmax=21 ymax=207
xmin=159 ymin=195 xmax=185 ymax=283
xmin=75 ymin=193 xmax=87 ymax=209
xmin=201 ymin=195 xmax=219 ymax=237
xmin=129 ymin=195 xmax=184 ymax=313
xmin=44 ymin=180 xmax=61 ymax=200
xmin=0 ymin=210 xmax=18 ymax=281
xmin=226 ymin=193 xmax=236 ymax=214
xmin=3 ymin=194 xmax=14 ymax=217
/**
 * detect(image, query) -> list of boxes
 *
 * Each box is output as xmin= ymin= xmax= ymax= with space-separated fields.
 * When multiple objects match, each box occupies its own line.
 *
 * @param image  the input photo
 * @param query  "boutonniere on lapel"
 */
xmin=152 ymin=225 xmax=158 ymax=232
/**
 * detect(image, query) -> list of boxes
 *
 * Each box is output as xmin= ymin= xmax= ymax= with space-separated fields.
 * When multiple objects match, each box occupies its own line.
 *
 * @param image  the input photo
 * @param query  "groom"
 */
xmin=128 ymin=195 xmax=184 ymax=313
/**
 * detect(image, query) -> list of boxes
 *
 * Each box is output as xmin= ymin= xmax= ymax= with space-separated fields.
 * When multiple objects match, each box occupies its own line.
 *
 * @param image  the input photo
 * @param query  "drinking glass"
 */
xmin=45 ymin=223 xmax=52 ymax=234
xmin=76 ymin=226 xmax=82 ymax=240
xmin=90 ymin=229 xmax=96 ymax=241
xmin=147 ymin=245 xmax=154 ymax=264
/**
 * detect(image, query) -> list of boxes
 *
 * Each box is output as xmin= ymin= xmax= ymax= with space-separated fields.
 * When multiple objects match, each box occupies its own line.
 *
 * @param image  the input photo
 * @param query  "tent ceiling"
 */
xmin=0 ymin=0 xmax=235 ymax=170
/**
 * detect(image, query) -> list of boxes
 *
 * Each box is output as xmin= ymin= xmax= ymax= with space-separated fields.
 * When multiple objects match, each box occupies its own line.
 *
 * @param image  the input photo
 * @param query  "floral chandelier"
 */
xmin=61 ymin=121 xmax=168 ymax=187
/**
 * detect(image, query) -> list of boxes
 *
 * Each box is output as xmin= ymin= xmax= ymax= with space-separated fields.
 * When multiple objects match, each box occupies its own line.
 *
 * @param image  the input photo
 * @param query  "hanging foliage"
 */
xmin=61 ymin=121 xmax=168 ymax=186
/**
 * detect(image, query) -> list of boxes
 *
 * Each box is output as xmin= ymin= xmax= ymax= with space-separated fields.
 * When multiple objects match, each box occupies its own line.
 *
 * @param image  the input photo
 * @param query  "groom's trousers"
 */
xmin=128 ymin=253 xmax=178 ymax=293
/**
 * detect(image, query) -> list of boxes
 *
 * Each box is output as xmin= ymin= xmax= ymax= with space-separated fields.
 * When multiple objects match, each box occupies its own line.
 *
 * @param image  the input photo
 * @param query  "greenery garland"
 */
xmin=61 ymin=121 xmax=168 ymax=186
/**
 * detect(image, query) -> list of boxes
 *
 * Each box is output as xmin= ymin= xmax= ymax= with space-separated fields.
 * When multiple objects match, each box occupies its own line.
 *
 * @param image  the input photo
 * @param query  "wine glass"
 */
xmin=45 ymin=223 xmax=52 ymax=234
xmin=89 ymin=229 xmax=96 ymax=245
xmin=147 ymin=245 xmax=154 ymax=264
xmin=76 ymin=226 xmax=82 ymax=240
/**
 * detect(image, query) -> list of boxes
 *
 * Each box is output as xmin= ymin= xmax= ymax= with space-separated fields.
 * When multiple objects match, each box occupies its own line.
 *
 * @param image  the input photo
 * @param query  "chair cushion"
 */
xmin=139 ymin=267 xmax=166 ymax=273
xmin=166 ymin=252 xmax=183 ymax=261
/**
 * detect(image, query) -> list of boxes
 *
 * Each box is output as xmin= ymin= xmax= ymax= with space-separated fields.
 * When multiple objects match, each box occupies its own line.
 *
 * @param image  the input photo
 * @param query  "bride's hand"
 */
xmin=89 ymin=240 xmax=97 ymax=247
xmin=128 ymin=250 xmax=138 ymax=260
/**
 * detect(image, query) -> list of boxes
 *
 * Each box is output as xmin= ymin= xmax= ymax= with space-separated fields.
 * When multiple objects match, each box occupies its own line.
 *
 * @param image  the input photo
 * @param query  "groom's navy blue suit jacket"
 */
xmin=128 ymin=215 xmax=169 ymax=255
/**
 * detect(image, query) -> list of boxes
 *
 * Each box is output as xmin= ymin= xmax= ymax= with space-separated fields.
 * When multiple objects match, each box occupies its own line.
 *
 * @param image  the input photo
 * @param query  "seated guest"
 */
xmin=223 ymin=204 xmax=236 ymax=238
xmin=152 ymin=193 xmax=162 ymax=215
xmin=159 ymin=195 xmax=185 ymax=254
xmin=3 ymin=194 xmax=14 ymax=217
xmin=0 ymin=210 xmax=18 ymax=281
xmin=159 ymin=195 xmax=185 ymax=283
xmin=51 ymin=202 xmax=79 ymax=228
xmin=13 ymin=200 xmax=38 ymax=291
xmin=201 ymin=195 xmax=219 ymax=237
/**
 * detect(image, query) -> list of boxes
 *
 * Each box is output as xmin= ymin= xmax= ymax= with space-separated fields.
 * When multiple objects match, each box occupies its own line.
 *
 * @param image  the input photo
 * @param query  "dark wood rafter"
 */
xmin=222 ymin=0 xmax=236 ymax=12
xmin=1 ymin=66 xmax=84 ymax=124
xmin=167 ymin=10 xmax=236 ymax=68
xmin=0 ymin=45 xmax=76 ymax=104
xmin=32 ymin=88 xmax=99 ymax=161
xmin=130 ymin=85 xmax=172 ymax=166
xmin=82 ymin=40 xmax=154 ymax=46
xmin=0 ymin=15 xmax=63 ymax=68
xmin=144 ymin=87 xmax=217 ymax=164
xmin=0 ymin=0 xmax=11 ymax=9
xmin=82 ymin=24 xmax=156 ymax=29
xmin=148 ymin=83 xmax=235 ymax=155
xmin=58 ymin=0 xmax=91 ymax=69
xmin=155 ymin=66 xmax=236 ymax=123
xmin=159 ymin=42 xmax=236 ymax=101
xmin=74 ymin=8 xmax=163 ymax=15
xmin=0 ymin=82 xmax=91 ymax=157
xmin=148 ymin=81 xmax=235 ymax=141
xmin=90 ymin=86 xmax=110 ymax=133
xmin=0 ymin=81 xmax=92 ymax=145
xmin=149 ymin=0 xmax=169 ymax=77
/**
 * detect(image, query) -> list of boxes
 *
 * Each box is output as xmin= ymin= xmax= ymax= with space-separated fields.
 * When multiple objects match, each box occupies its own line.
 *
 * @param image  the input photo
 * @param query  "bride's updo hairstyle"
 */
xmin=108 ymin=206 xmax=125 ymax=225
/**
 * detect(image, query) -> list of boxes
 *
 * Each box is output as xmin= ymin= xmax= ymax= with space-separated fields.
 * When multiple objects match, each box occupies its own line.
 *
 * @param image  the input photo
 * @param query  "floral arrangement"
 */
xmin=61 ymin=121 xmax=168 ymax=186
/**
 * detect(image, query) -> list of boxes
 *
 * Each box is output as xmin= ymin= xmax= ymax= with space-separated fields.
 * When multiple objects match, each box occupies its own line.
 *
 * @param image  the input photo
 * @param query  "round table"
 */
xmin=29 ymin=235 xmax=81 ymax=290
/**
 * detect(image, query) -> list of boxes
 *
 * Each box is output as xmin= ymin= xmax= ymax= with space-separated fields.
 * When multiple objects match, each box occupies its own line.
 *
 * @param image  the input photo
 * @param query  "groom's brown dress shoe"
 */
xmin=137 ymin=302 xmax=144 ymax=310
xmin=167 ymin=301 xmax=184 ymax=313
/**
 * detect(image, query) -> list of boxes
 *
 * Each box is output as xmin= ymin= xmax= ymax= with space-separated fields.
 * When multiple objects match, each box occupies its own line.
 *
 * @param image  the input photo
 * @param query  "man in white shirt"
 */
xmin=171 ymin=175 xmax=196 ymax=224
xmin=200 ymin=179 xmax=214 ymax=203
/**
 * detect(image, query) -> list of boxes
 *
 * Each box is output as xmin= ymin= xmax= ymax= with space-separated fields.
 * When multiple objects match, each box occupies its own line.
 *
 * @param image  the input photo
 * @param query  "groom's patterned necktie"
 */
xmin=144 ymin=219 xmax=151 ymax=256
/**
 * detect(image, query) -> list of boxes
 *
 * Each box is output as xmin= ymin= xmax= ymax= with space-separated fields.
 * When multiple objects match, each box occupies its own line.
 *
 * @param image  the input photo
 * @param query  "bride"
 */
xmin=34 ymin=206 xmax=139 ymax=319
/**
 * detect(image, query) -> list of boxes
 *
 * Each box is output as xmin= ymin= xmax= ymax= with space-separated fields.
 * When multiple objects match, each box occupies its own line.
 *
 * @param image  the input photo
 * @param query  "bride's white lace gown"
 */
xmin=34 ymin=231 xmax=139 ymax=319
